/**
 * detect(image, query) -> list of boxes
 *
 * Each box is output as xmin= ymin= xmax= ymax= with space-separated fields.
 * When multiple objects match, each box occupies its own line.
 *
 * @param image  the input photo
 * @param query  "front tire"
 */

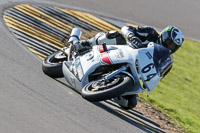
xmin=81 ymin=74 xmax=134 ymax=102
xmin=42 ymin=50 xmax=66 ymax=78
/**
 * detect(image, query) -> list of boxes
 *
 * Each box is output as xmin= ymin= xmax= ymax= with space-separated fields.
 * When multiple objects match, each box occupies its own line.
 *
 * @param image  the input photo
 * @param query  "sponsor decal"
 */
xmin=116 ymin=49 xmax=124 ymax=59
xmin=100 ymin=52 xmax=112 ymax=64
xmin=75 ymin=58 xmax=84 ymax=80
xmin=145 ymin=52 xmax=152 ymax=59
xmin=98 ymin=45 xmax=104 ymax=53
xmin=118 ymin=49 xmax=124 ymax=58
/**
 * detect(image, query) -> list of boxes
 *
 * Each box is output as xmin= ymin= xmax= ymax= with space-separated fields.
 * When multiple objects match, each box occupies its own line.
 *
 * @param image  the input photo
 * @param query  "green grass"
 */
xmin=139 ymin=39 xmax=200 ymax=133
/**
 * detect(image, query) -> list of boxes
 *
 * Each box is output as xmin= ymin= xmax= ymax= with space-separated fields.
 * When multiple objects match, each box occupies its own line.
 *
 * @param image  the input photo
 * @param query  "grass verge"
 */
xmin=139 ymin=39 xmax=200 ymax=133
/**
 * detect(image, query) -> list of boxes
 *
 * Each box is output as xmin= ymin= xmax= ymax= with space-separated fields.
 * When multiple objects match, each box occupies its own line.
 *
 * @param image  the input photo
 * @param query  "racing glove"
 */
xmin=128 ymin=34 xmax=142 ymax=49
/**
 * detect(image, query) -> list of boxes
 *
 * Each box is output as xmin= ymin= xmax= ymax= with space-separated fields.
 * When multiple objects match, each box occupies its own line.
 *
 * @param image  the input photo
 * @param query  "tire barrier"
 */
xmin=3 ymin=4 xmax=120 ymax=59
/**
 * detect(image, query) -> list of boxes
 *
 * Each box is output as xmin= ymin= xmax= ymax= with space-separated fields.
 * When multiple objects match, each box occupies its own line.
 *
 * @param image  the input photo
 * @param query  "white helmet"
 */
xmin=160 ymin=26 xmax=184 ymax=53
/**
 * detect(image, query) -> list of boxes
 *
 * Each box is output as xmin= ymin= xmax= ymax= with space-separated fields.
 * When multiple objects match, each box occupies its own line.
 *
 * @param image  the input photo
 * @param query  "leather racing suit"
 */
xmin=79 ymin=25 xmax=160 ymax=49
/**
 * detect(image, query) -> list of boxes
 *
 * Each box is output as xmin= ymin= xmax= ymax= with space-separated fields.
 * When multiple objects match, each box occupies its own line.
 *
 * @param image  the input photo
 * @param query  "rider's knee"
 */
xmin=91 ymin=31 xmax=126 ymax=45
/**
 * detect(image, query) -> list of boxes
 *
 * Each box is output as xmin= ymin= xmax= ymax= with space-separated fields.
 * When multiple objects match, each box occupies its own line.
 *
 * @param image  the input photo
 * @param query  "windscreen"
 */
xmin=153 ymin=44 xmax=173 ymax=77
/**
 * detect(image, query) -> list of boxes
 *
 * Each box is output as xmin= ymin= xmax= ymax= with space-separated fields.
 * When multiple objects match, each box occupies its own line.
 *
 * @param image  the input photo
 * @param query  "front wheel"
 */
xmin=42 ymin=50 xmax=67 ymax=78
xmin=81 ymin=74 xmax=134 ymax=102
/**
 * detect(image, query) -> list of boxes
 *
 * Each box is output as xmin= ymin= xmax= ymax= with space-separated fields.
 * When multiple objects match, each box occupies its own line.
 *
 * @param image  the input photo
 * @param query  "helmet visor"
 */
xmin=162 ymin=38 xmax=180 ymax=53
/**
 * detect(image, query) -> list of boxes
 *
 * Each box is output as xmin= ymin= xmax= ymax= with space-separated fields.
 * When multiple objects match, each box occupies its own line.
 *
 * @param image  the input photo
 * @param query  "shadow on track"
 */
xmin=93 ymin=102 xmax=152 ymax=133
xmin=54 ymin=78 xmax=166 ymax=133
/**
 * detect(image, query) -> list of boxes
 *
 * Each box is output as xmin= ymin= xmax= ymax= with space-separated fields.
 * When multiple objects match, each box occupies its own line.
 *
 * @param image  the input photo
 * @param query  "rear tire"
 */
xmin=42 ymin=50 xmax=66 ymax=78
xmin=81 ymin=74 xmax=134 ymax=102
xmin=120 ymin=95 xmax=138 ymax=110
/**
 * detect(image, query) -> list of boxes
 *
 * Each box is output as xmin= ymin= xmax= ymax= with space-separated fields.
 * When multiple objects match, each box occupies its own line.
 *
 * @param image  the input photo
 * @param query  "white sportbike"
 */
xmin=42 ymin=28 xmax=173 ymax=109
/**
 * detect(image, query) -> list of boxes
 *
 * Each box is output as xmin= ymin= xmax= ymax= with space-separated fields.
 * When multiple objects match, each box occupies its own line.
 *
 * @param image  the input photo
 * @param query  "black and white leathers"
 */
xmin=80 ymin=25 xmax=160 ymax=48
xmin=121 ymin=25 xmax=160 ymax=47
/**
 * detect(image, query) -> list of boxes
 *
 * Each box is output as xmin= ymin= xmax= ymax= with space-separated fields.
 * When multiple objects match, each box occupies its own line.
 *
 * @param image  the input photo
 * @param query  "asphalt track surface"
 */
xmin=0 ymin=0 xmax=199 ymax=133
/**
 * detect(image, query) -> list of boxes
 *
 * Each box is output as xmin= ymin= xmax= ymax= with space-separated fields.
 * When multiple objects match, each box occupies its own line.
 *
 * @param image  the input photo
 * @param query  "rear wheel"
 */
xmin=81 ymin=74 xmax=134 ymax=102
xmin=120 ymin=95 xmax=138 ymax=110
xmin=42 ymin=50 xmax=66 ymax=78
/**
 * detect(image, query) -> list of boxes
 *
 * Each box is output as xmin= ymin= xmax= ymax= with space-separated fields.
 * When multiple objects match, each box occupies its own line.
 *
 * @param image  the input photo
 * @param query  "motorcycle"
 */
xmin=42 ymin=28 xmax=173 ymax=109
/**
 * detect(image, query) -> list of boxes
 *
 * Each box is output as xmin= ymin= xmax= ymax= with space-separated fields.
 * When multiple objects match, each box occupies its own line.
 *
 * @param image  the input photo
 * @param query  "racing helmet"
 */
xmin=160 ymin=26 xmax=184 ymax=53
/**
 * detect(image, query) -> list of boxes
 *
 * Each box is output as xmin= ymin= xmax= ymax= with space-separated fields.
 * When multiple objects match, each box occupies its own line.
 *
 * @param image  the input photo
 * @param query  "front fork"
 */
xmin=61 ymin=47 xmax=69 ymax=56
xmin=104 ymin=64 xmax=135 ymax=83
xmin=104 ymin=64 xmax=136 ymax=108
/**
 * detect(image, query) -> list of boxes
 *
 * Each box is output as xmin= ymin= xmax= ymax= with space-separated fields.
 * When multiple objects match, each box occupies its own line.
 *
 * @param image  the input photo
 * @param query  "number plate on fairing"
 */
xmin=138 ymin=46 xmax=161 ymax=91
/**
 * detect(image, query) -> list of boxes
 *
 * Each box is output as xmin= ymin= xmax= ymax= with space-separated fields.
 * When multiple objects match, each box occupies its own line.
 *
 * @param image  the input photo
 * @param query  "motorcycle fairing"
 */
xmin=63 ymin=45 xmax=136 ymax=91
xmin=137 ymin=43 xmax=162 ymax=91
xmin=100 ymin=52 xmax=112 ymax=65
xmin=63 ymin=46 xmax=102 ymax=90
xmin=62 ymin=43 xmax=162 ymax=94
xmin=62 ymin=61 xmax=83 ymax=91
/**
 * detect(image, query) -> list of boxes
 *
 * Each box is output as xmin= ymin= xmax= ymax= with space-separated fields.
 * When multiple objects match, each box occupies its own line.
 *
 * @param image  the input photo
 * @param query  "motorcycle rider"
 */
xmin=75 ymin=25 xmax=184 ymax=54
xmin=73 ymin=25 xmax=184 ymax=109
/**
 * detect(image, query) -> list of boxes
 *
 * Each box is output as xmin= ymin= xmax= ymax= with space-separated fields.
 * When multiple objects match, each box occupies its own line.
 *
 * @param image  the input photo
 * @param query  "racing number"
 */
xmin=141 ymin=63 xmax=156 ymax=81
xmin=141 ymin=63 xmax=154 ymax=73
